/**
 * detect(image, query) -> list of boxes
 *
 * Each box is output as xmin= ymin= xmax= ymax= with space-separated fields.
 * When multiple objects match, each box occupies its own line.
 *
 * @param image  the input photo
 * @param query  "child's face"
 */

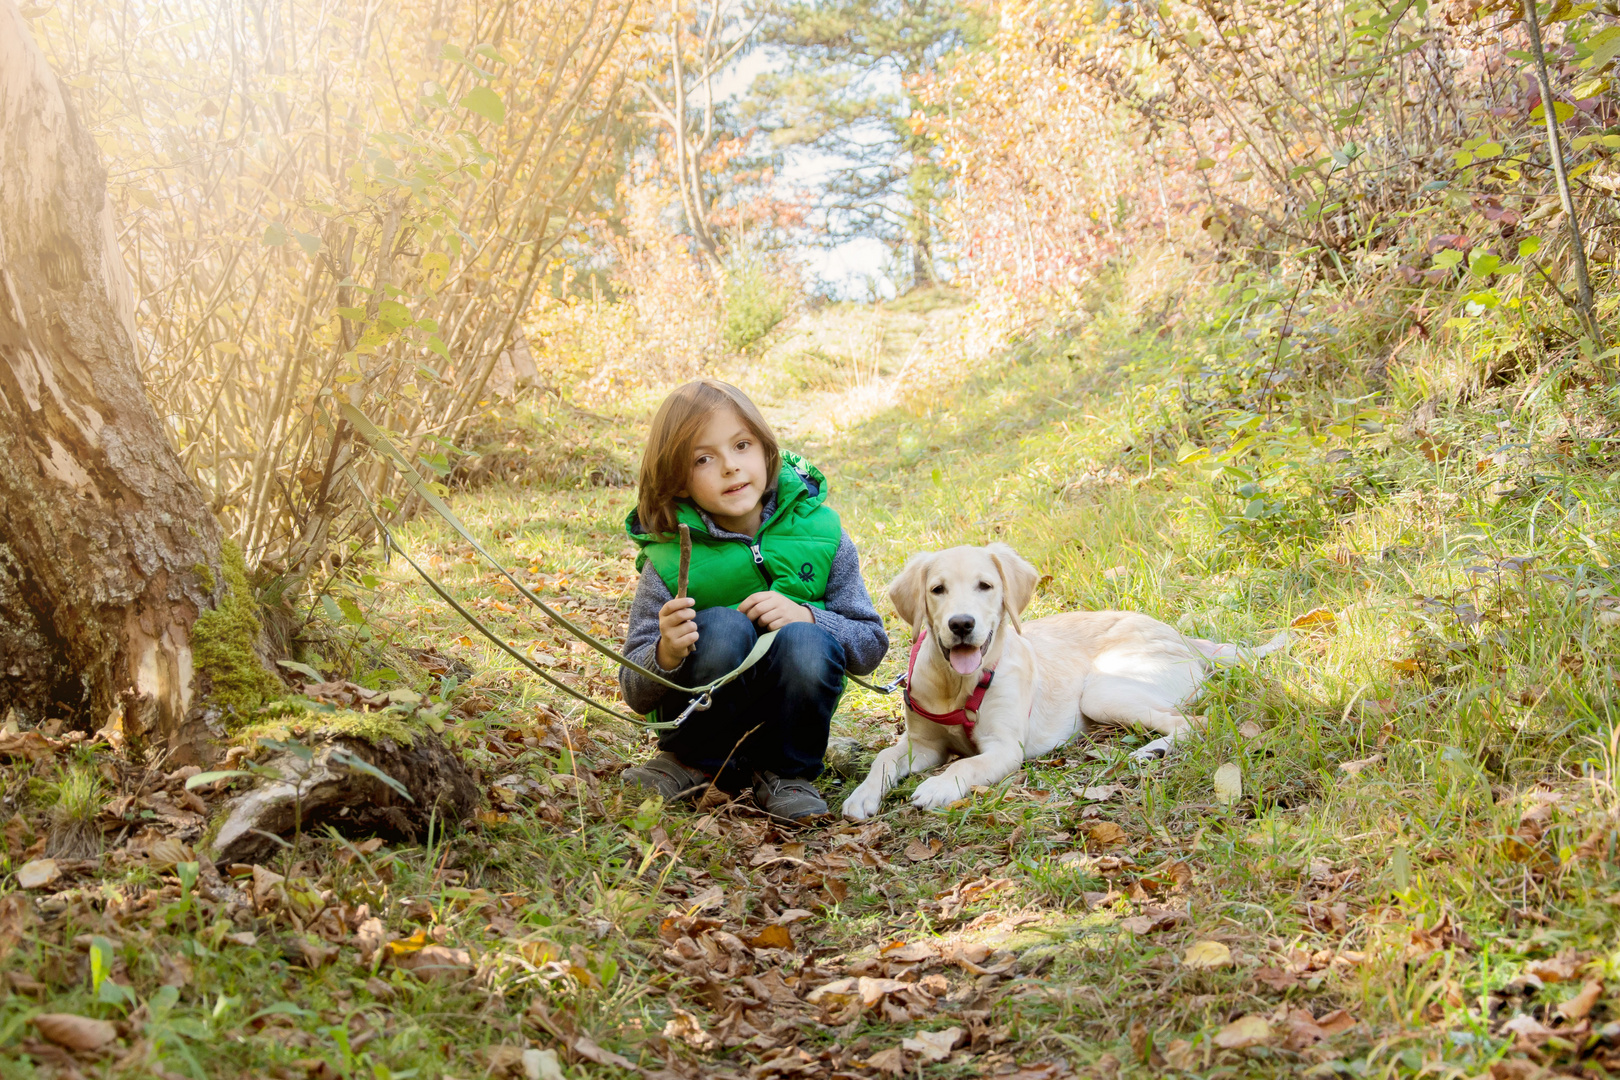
xmin=679 ymin=407 xmax=769 ymax=532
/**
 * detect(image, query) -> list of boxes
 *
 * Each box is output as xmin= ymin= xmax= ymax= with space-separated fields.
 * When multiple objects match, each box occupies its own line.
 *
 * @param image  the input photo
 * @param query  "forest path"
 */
xmin=14 ymin=299 xmax=1597 ymax=1080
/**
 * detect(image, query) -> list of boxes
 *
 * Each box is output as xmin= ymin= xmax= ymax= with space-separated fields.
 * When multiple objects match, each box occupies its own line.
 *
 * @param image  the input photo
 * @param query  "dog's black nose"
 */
xmin=947 ymin=614 xmax=975 ymax=638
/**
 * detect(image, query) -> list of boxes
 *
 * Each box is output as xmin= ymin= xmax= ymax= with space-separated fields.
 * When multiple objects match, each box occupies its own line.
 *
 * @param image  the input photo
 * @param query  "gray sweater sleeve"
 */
xmin=813 ymin=532 xmax=890 ymax=676
xmin=618 ymin=563 xmax=678 ymax=715
xmin=616 ymin=531 xmax=891 ymax=713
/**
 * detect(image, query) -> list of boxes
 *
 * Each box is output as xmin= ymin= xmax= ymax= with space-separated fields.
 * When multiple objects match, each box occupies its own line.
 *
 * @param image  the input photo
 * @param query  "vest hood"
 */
xmin=625 ymin=452 xmax=841 ymax=611
xmin=625 ymin=451 xmax=827 ymax=545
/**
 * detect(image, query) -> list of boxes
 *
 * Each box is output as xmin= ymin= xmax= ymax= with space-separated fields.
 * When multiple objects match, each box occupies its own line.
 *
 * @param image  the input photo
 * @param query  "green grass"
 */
xmin=6 ymin=281 xmax=1620 ymax=1078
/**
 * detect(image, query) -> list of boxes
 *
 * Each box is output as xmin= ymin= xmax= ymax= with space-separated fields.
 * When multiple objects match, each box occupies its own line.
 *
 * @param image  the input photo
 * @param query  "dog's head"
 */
xmin=887 ymin=544 xmax=1040 ymax=676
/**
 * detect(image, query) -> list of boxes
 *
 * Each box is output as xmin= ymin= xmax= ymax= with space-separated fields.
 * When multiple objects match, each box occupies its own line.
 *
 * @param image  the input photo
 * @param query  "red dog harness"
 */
xmin=903 ymin=628 xmax=995 ymax=741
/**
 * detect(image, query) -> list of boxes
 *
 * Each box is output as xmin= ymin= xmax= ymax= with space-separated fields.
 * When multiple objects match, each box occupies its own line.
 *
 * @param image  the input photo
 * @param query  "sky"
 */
xmin=716 ymin=44 xmax=899 ymax=301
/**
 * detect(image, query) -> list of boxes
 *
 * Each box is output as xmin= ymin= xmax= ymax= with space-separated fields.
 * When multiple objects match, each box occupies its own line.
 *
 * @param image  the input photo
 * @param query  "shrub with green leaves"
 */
xmin=721 ymin=253 xmax=792 ymax=353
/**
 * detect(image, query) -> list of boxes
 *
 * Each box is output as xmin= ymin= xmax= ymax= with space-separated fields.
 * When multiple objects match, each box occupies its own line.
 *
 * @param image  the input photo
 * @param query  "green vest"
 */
xmin=626 ymin=452 xmax=842 ymax=611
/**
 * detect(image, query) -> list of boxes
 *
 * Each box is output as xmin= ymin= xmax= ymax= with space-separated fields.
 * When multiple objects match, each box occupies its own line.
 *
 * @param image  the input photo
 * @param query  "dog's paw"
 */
xmin=841 ymin=785 xmax=883 ymax=820
xmin=910 ymin=774 xmax=967 ymax=811
xmin=1130 ymin=736 xmax=1176 ymax=762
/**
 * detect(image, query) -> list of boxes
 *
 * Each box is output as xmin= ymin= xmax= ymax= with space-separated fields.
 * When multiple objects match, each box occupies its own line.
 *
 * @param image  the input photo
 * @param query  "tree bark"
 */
xmin=0 ymin=0 xmax=224 ymax=753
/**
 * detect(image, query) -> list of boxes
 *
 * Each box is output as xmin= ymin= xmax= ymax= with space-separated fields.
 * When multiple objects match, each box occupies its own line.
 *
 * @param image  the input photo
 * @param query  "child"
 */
xmin=618 ymin=379 xmax=889 ymax=821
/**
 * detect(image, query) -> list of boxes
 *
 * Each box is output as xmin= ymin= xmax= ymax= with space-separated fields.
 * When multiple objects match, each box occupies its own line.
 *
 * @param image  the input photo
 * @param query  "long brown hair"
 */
xmin=636 ymin=379 xmax=781 ymax=539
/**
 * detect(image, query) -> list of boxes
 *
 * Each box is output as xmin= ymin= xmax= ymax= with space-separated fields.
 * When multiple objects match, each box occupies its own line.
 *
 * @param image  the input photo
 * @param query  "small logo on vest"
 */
xmin=798 ymin=562 xmax=816 ymax=583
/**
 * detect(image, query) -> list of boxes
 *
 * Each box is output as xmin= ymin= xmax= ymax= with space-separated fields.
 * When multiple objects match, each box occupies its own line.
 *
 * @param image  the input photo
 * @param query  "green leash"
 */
xmin=341 ymin=404 xmax=905 ymax=725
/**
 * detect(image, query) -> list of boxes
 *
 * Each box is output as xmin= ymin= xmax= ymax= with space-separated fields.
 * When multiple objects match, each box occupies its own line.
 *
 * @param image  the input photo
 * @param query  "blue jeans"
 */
xmin=658 ymin=606 xmax=846 ymax=787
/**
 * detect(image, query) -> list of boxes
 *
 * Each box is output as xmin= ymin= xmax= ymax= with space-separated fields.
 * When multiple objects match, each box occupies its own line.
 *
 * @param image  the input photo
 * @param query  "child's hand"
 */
xmin=656 ymin=597 xmax=699 ymax=669
xmin=739 ymin=591 xmax=815 ymax=631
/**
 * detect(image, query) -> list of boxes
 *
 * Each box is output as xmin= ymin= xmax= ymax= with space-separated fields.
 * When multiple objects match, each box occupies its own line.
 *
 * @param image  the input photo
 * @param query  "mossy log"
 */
xmin=207 ymin=732 xmax=480 ymax=865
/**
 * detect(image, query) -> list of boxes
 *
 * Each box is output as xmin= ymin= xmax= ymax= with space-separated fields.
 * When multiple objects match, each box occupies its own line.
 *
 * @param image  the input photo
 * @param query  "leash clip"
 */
xmin=673 ymin=691 xmax=714 ymax=726
xmin=878 ymin=673 xmax=907 ymax=695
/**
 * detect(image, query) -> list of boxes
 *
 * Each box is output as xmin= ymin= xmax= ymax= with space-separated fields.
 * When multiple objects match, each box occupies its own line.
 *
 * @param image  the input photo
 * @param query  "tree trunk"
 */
xmin=0 ymin=1 xmax=225 ymax=756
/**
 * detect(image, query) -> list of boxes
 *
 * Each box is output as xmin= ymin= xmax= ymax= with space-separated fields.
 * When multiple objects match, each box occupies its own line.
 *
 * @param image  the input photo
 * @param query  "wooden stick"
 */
xmin=677 ymin=524 xmax=692 ymax=599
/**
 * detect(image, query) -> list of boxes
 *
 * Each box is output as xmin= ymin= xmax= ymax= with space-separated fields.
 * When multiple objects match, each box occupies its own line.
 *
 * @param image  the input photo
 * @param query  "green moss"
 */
xmin=192 ymin=541 xmax=280 ymax=713
xmin=194 ymin=562 xmax=216 ymax=594
xmin=235 ymin=706 xmax=422 ymax=748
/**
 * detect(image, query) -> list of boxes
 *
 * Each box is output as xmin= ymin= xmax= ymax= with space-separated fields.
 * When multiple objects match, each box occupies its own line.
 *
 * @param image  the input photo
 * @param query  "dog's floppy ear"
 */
xmin=987 ymin=544 xmax=1039 ymax=632
xmin=886 ymin=552 xmax=933 ymax=629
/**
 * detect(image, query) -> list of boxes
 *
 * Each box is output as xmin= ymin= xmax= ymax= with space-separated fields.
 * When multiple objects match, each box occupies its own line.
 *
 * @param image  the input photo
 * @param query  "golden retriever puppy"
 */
xmin=841 ymin=544 xmax=1287 ymax=819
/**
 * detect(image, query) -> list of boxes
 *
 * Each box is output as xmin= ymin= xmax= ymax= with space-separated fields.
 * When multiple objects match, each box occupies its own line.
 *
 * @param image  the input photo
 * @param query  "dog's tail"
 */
xmin=1188 ymin=629 xmax=1290 ymax=667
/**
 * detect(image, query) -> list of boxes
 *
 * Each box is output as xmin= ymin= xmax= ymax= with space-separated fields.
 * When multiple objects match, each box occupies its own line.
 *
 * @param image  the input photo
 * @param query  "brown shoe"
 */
xmin=621 ymin=752 xmax=711 ymax=803
xmin=752 ymin=771 xmax=828 ymax=822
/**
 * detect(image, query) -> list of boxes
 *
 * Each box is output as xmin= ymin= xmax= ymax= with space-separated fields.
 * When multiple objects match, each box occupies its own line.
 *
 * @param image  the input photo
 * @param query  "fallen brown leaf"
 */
xmin=865 ymin=1046 xmax=906 ymax=1077
xmin=1237 ymin=721 xmax=1264 ymax=740
xmin=32 ymin=1012 xmax=116 ymax=1052
xmin=902 ymin=1027 xmax=963 ymax=1063
xmin=1118 ymin=906 xmax=1186 ymax=935
xmin=0 ymin=730 xmax=60 ymax=763
xmin=251 ymin=864 xmax=285 ymax=908
xmin=1182 ymin=940 xmax=1232 ymax=969
xmin=146 ymin=837 xmax=194 ymax=871
xmin=486 ymin=1044 xmax=527 ymax=1078
xmin=1316 ymin=1009 xmax=1356 ymax=1036
xmin=1558 ymin=980 xmax=1603 ymax=1021
xmin=904 ymin=836 xmax=943 ymax=862
xmin=392 ymin=943 xmax=474 ymax=982
xmin=745 ymin=924 xmax=793 ymax=951
xmin=1528 ymin=951 xmax=1583 ymax=984
xmin=1338 ymin=754 xmax=1384 ymax=776
xmin=805 ymin=976 xmax=858 ymax=1004
xmin=8 ymin=970 xmax=46 ymax=995
xmin=1418 ymin=437 xmax=1451 ymax=462
xmin=1253 ymin=966 xmax=1300 ymax=991
xmin=1282 ymin=1009 xmax=1330 ymax=1051
xmin=1129 ymin=1020 xmax=1161 ymax=1066
xmin=0 ymin=894 xmax=35 ymax=963
xmin=662 ymin=1008 xmax=719 ymax=1052
xmin=1214 ymin=1014 xmax=1272 ymax=1050
xmin=1136 ymin=860 xmax=1192 ymax=894
xmin=858 ymin=975 xmax=911 ymax=1006
xmin=880 ymin=941 xmax=939 ymax=963
xmin=949 ymin=943 xmax=1017 ymax=975
xmin=1290 ymin=607 xmax=1337 ymax=629
xmin=297 ymin=936 xmax=339 ymax=969
xmin=16 ymin=858 xmax=59 ymax=891
xmin=1502 ymin=1013 xmax=1558 ymax=1045
xmin=353 ymin=917 xmax=388 ymax=964
xmin=1085 ymin=821 xmax=1126 ymax=848
xmin=1163 ymin=1039 xmax=1198 ymax=1070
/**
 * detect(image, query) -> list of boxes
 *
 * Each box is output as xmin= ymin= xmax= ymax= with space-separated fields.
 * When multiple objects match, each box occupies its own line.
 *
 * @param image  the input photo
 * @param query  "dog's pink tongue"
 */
xmin=949 ymin=645 xmax=982 ymax=675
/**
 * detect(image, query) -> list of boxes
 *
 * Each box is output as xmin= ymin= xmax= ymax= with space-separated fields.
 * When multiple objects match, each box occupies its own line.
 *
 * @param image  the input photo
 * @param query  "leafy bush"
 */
xmin=33 ymin=0 xmax=643 ymax=596
xmin=722 ymin=253 xmax=793 ymax=353
xmin=924 ymin=0 xmax=1617 ymax=355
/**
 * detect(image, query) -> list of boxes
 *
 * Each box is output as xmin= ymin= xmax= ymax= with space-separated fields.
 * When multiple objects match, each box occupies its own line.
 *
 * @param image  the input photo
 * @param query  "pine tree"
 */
xmin=743 ymin=0 xmax=985 ymax=290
